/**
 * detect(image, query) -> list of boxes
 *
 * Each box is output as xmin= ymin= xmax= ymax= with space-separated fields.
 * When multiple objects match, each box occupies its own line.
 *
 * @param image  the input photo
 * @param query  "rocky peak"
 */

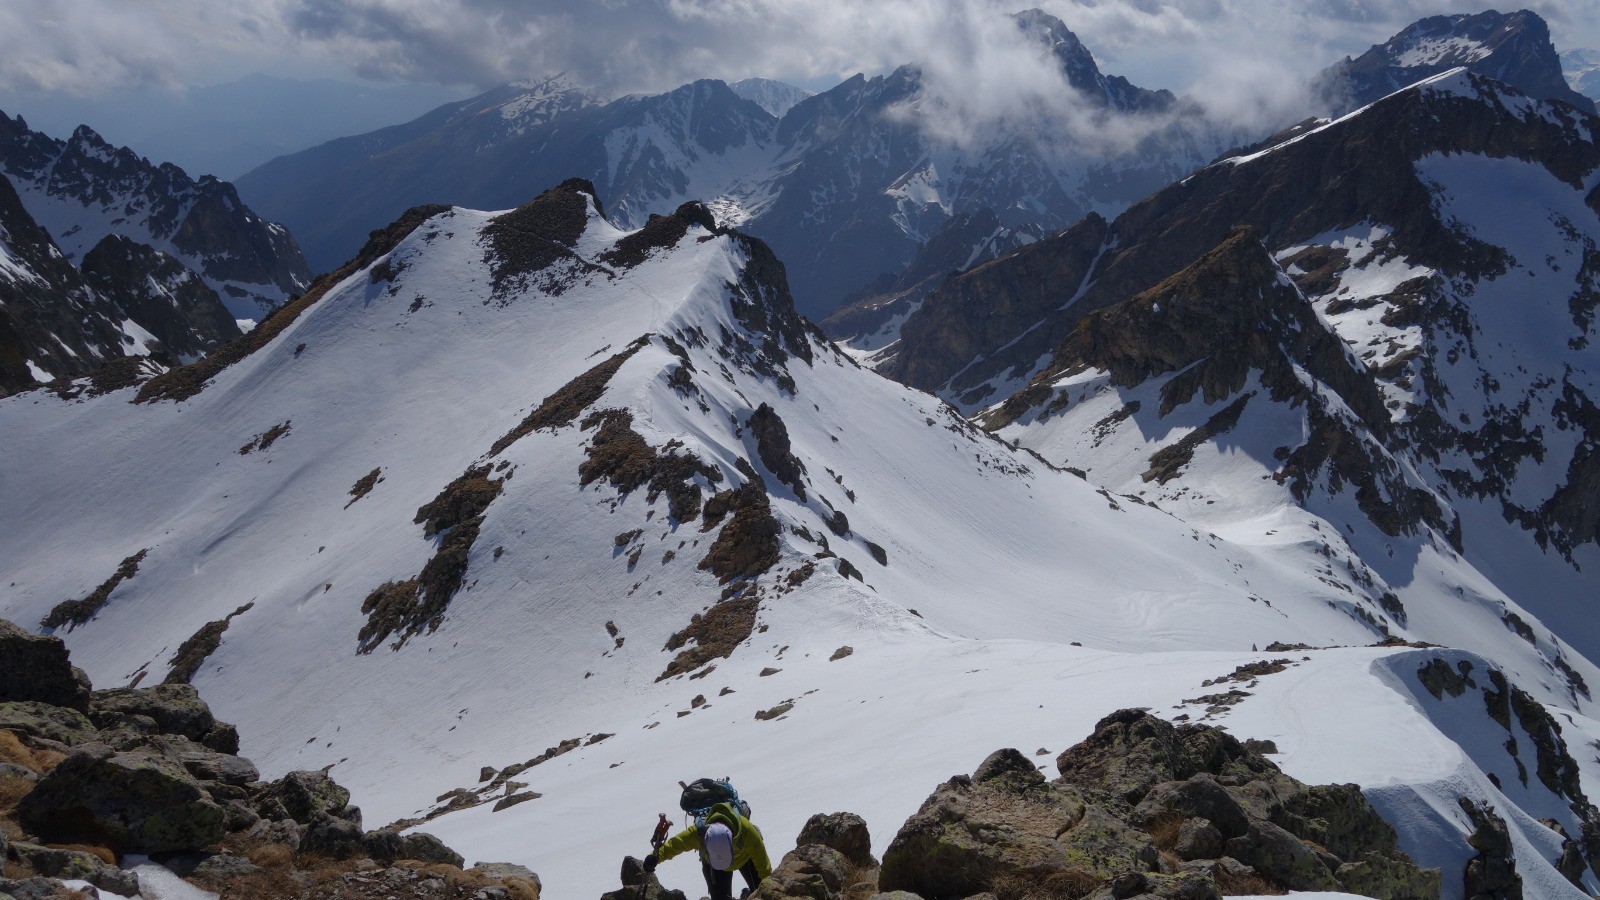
xmin=0 ymin=109 xmax=311 ymax=321
xmin=1022 ymin=226 xmax=1386 ymax=426
xmin=0 ymin=170 xmax=139 ymax=395
xmin=79 ymin=234 xmax=241 ymax=363
xmin=1319 ymin=9 xmax=1595 ymax=114
xmin=1014 ymin=8 xmax=1176 ymax=113
xmin=877 ymin=709 xmax=1440 ymax=900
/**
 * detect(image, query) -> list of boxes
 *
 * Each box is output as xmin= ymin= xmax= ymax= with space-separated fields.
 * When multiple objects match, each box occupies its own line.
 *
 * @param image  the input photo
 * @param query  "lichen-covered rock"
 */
xmin=256 ymin=768 xmax=353 ymax=824
xmin=752 ymin=843 xmax=854 ymax=899
xmin=301 ymin=809 xmax=365 ymax=859
xmin=1057 ymin=708 xmax=1278 ymax=807
xmin=8 ymin=841 xmax=140 ymax=896
xmin=89 ymin=683 xmax=222 ymax=747
xmin=1223 ymin=821 xmax=1341 ymax=891
xmin=795 ymin=811 xmax=876 ymax=867
xmin=600 ymin=855 xmax=689 ymax=900
xmin=1131 ymin=775 xmax=1249 ymax=839
xmin=362 ymin=829 xmax=465 ymax=866
xmin=1173 ymin=819 xmax=1224 ymax=861
xmin=0 ymin=619 xmax=92 ymax=711
xmin=16 ymin=742 xmax=226 ymax=853
xmin=1084 ymin=872 xmax=1219 ymax=900
xmin=191 ymin=853 xmax=261 ymax=880
xmin=472 ymin=861 xmax=542 ymax=894
xmin=177 ymin=747 xmax=259 ymax=785
xmin=1337 ymin=849 xmax=1448 ymax=900
xmin=0 ymin=700 xmax=98 ymax=745
xmin=0 ymin=874 xmax=80 ymax=900
xmin=879 ymin=747 xmax=1148 ymax=898
xmin=882 ymin=711 xmax=1437 ymax=900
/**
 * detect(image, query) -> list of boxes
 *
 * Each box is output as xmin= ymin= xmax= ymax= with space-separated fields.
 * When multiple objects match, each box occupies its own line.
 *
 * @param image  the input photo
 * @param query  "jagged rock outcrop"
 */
xmin=1460 ymin=799 xmax=1523 ymax=900
xmin=0 ymin=111 xmax=311 ymax=320
xmin=0 ymin=616 xmax=500 ymax=898
xmin=79 ymin=233 xmax=241 ymax=361
xmin=1315 ymin=9 xmax=1595 ymax=115
xmin=601 ymin=855 xmax=690 ymax=900
xmin=754 ymin=812 xmax=879 ymax=899
xmin=887 ymin=69 xmax=1600 ymax=404
xmin=878 ymin=709 xmax=1439 ymax=900
xmin=0 ymin=170 xmax=143 ymax=396
xmin=0 ymin=619 xmax=91 ymax=711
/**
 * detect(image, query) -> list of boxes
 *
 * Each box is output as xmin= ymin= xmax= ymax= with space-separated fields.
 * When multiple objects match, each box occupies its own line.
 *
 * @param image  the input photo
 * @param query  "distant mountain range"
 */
xmin=1564 ymin=48 xmax=1600 ymax=99
xmin=236 ymin=9 xmax=1235 ymax=317
xmin=0 ymin=113 xmax=310 ymax=394
xmin=0 ymin=75 xmax=468 ymax=180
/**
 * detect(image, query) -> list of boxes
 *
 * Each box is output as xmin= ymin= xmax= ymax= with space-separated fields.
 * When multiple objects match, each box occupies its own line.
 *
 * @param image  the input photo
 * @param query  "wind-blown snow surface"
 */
xmin=2 ymin=195 xmax=1597 ymax=896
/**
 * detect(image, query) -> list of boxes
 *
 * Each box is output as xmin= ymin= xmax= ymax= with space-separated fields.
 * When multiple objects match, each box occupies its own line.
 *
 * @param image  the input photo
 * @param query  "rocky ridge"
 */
xmin=0 ymin=112 xmax=310 ymax=322
xmin=0 ymin=618 xmax=539 ymax=899
xmin=600 ymin=709 xmax=1445 ymax=900
xmin=873 ymin=68 xmax=1600 ymax=670
xmin=1315 ymin=10 xmax=1595 ymax=115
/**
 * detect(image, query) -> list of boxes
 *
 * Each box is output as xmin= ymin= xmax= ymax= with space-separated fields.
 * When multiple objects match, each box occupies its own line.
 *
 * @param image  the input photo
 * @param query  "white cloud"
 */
xmin=1 ymin=0 xmax=1597 ymax=119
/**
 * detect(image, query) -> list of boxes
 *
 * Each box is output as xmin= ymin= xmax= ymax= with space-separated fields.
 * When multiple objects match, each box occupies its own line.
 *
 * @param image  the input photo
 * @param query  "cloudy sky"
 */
xmin=1 ymin=0 xmax=1597 ymax=178
xmin=3 ymin=0 xmax=1597 ymax=102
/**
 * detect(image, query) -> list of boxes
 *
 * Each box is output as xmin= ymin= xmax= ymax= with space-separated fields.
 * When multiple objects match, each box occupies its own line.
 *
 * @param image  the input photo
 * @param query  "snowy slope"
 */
xmin=1564 ymin=49 xmax=1600 ymax=100
xmin=983 ymin=70 xmax=1600 ymax=672
xmin=728 ymin=79 xmax=813 ymax=118
xmin=2 ymin=183 xmax=1598 ymax=896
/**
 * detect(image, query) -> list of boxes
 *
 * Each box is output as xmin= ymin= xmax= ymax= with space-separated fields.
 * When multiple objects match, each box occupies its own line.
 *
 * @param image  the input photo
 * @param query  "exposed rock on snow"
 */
xmin=41 ymin=550 xmax=150 ymax=634
xmin=879 ymin=709 xmax=1440 ymax=900
xmin=0 ymin=618 xmax=92 ymax=710
xmin=0 ymin=616 xmax=506 ymax=899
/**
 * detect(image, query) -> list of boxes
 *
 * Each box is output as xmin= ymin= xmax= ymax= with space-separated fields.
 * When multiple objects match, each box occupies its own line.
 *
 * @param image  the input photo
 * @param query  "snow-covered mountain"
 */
xmin=821 ymin=206 xmax=1041 ymax=354
xmin=238 ymin=10 xmax=1232 ymax=318
xmin=1564 ymin=48 xmax=1600 ymax=100
xmin=0 ymin=171 xmax=239 ymax=396
xmin=235 ymin=76 xmax=769 ymax=273
xmin=928 ymin=61 xmax=1600 ymax=720
xmin=3 ymin=178 xmax=1599 ymax=897
xmin=922 ymin=66 xmax=1600 ymax=726
xmin=1316 ymin=9 xmax=1595 ymax=114
xmin=0 ymin=112 xmax=311 ymax=322
xmin=728 ymin=78 xmax=813 ymax=118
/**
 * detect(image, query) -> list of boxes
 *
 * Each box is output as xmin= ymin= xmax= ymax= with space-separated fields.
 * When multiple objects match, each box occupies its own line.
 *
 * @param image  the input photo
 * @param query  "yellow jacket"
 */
xmin=656 ymin=802 xmax=772 ymax=878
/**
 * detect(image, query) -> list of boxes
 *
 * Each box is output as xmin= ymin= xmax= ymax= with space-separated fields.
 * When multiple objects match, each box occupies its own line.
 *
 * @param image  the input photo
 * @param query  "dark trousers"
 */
xmin=700 ymin=858 xmax=761 ymax=900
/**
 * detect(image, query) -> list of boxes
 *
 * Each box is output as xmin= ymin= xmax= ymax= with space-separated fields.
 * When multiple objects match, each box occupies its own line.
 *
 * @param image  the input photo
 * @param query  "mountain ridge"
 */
xmin=3 ymin=176 xmax=1598 ymax=895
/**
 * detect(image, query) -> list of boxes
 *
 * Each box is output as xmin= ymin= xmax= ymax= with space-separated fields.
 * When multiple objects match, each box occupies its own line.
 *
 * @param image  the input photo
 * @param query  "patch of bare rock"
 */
xmin=0 ymin=617 xmax=539 ymax=899
xmin=602 ymin=708 xmax=1440 ymax=900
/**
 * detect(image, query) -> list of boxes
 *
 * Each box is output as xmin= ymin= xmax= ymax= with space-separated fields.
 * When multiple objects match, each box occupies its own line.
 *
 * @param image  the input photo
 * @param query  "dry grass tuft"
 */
xmin=0 ymin=774 xmax=36 ymax=809
xmin=247 ymin=843 xmax=295 ymax=867
xmin=1144 ymin=809 xmax=1185 ymax=851
xmin=991 ymin=867 xmax=1102 ymax=900
xmin=0 ymin=730 xmax=39 ymax=771
xmin=48 ymin=843 xmax=116 ymax=865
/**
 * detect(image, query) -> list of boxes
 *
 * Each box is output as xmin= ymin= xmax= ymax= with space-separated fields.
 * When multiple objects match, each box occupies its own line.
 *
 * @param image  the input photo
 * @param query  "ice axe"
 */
xmin=650 ymin=812 xmax=670 ymax=852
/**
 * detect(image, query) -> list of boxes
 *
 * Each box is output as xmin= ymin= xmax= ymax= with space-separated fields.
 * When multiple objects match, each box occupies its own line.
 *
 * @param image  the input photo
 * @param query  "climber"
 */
xmin=643 ymin=799 xmax=772 ymax=900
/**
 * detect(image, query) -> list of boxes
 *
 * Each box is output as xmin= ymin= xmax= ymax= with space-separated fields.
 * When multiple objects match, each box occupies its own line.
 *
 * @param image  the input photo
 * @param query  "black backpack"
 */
xmin=679 ymin=777 xmax=752 ymax=823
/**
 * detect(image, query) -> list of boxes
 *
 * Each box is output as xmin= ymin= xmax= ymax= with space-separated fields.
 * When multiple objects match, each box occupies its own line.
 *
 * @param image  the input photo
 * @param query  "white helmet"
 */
xmin=704 ymin=821 xmax=735 ymax=871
